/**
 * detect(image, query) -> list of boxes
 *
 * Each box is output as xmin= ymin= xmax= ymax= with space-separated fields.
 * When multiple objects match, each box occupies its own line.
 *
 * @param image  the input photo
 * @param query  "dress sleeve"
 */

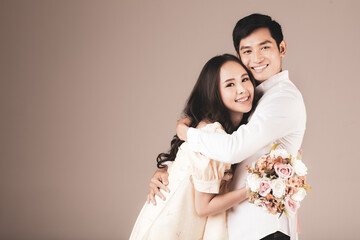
xmin=189 ymin=122 xmax=231 ymax=194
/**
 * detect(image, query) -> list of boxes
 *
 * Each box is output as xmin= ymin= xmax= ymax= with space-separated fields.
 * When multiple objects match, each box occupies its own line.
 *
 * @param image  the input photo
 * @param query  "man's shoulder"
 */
xmin=259 ymin=76 xmax=303 ymax=103
xmin=261 ymin=83 xmax=303 ymax=104
xmin=255 ymin=79 xmax=306 ymax=117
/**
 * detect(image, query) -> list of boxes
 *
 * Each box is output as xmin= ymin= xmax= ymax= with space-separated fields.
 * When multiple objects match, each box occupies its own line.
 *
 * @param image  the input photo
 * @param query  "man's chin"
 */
xmin=252 ymin=73 xmax=267 ymax=82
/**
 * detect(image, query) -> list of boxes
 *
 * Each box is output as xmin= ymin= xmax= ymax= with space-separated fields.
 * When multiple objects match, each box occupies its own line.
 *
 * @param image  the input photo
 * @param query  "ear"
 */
xmin=279 ymin=40 xmax=287 ymax=57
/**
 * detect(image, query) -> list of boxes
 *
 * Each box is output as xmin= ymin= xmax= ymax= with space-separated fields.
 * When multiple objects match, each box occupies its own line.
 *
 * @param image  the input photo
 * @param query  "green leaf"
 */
xmin=270 ymin=143 xmax=281 ymax=152
xmin=304 ymin=184 xmax=312 ymax=193
xmin=278 ymin=210 xmax=284 ymax=218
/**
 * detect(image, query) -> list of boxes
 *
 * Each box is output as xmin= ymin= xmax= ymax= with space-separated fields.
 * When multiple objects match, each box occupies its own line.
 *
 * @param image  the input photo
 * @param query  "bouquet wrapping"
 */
xmin=246 ymin=144 xmax=311 ymax=218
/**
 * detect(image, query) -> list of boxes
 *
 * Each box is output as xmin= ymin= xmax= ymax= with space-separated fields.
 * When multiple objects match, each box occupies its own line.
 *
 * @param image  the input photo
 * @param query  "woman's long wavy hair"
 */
xmin=157 ymin=54 xmax=257 ymax=168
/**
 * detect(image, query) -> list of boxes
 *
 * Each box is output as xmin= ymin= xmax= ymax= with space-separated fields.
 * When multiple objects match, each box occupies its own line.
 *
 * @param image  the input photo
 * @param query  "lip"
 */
xmin=235 ymin=96 xmax=250 ymax=103
xmin=251 ymin=64 xmax=269 ymax=73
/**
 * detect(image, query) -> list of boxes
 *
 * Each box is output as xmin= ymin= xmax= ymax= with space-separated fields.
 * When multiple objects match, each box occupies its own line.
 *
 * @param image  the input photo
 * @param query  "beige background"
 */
xmin=1 ymin=0 xmax=359 ymax=239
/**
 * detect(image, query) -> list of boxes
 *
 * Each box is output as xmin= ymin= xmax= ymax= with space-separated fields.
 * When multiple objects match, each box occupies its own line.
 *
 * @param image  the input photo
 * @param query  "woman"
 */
xmin=130 ymin=54 xmax=257 ymax=240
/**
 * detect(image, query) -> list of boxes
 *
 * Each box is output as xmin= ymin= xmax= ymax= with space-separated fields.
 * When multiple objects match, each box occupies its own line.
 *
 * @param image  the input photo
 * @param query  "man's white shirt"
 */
xmin=187 ymin=70 xmax=306 ymax=240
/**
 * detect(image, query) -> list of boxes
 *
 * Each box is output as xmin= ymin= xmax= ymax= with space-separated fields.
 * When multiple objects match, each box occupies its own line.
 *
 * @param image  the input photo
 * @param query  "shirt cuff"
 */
xmin=187 ymin=127 xmax=200 ymax=152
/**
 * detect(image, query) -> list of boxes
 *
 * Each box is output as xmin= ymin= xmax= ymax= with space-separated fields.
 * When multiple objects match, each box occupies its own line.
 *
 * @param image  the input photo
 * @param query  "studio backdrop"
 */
xmin=1 ymin=0 xmax=359 ymax=239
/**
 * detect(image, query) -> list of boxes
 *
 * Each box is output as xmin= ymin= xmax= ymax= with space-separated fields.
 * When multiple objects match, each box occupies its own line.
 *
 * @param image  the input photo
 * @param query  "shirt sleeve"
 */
xmin=189 ymin=123 xmax=232 ymax=194
xmin=187 ymin=91 xmax=306 ymax=164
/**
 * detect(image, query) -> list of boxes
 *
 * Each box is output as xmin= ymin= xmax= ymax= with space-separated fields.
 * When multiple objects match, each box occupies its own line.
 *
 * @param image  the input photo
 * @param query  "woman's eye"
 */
xmin=226 ymin=83 xmax=235 ymax=87
xmin=242 ymin=78 xmax=249 ymax=82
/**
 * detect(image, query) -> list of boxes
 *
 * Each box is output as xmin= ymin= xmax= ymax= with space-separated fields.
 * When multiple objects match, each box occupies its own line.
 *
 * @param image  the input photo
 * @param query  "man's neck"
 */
xmin=255 ymin=69 xmax=283 ymax=84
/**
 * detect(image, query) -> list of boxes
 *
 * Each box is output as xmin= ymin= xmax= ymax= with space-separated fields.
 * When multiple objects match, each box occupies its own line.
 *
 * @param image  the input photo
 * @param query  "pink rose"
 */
xmin=274 ymin=164 xmax=294 ymax=179
xmin=259 ymin=179 xmax=271 ymax=197
xmin=284 ymin=197 xmax=299 ymax=214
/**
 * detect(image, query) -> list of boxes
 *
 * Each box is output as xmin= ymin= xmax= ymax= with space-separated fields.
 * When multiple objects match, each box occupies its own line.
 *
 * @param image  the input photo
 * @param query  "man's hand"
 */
xmin=176 ymin=117 xmax=191 ymax=141
xmin=147 ymin=168 xmax=170 ymax=205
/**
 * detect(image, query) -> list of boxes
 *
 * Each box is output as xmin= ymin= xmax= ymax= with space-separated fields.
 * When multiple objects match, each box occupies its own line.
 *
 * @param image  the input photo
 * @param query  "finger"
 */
xmin=185 ymin=117 xmax=192 ymax=124
xmin=160 ymin=176 xmax=170 ymax=192
xmin=149 ymin=190 xmax=157 ymax=206
xmin=160 ymin=174 xmax=169 ymax=185
xmin=154 ymin=188 xmax=166 ymax=201
xmin=158 ymin=182 xmax=170 ymax=193
xmin=151 ymin=179 xmax=170 ymax=193
xmin=150 ymin=183 xmax=166 ymax=200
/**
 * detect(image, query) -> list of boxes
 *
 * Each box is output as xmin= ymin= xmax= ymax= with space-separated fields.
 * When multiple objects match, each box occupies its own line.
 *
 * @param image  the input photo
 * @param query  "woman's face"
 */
xmin=219 ymin=61 xmax=254 ymax=121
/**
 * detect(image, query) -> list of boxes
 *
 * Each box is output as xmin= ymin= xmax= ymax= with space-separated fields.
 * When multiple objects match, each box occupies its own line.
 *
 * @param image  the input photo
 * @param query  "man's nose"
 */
xmin=252 ymin=50 xmax=264 ymax=63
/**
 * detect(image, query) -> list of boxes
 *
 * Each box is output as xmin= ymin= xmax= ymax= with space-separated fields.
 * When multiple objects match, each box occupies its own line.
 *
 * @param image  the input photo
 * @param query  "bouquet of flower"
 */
xmin=246 ymin=144 xmax=311 ymax=218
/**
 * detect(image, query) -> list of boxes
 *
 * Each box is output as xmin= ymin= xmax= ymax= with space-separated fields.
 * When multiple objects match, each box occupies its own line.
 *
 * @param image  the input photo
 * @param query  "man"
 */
xmin=148 ymin=14 xmax=306 ymax=240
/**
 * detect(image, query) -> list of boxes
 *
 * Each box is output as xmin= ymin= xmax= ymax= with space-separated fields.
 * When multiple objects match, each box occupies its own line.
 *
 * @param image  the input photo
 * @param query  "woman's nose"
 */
xmin=236 ymin=83 xmax=245 ymax=94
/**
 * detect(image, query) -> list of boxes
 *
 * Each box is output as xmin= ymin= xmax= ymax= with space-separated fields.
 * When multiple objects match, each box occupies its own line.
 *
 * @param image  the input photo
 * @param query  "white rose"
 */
xmin=270 ymin=149 xmax=290 ymax=159
xmin=271 ymin=178 xmax=286 ymax=198
xmin=292 ymin=159 xmax=308 ymax=176
xmin=292 ymin=188 xmax=307 ymax=202
xmin=254 ymin=199 xmax=268 ymax=212
xmin=247 ymin=174 xmax=261 ymax=192
xmin=254 ymin=199 xmax=263 ymax=206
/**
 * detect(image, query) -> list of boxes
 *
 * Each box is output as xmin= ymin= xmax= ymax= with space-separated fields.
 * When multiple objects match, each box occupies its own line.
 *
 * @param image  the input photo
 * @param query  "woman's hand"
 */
xmin=146 ymin=168 xmax=170 ymax=205
xmin=176 ymin=117 xmax=191 ymax=141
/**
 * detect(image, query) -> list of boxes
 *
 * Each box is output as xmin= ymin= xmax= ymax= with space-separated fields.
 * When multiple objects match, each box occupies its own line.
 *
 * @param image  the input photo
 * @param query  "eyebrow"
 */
xmin=240 ymin=40 xmax=272 ymax=50
xmin=223 ymin=73 xmax=249 ymax=83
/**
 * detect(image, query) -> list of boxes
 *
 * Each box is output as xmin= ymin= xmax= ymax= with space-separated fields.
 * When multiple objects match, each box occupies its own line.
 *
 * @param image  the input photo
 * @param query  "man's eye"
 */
xmin=262 ymin=46 xmax=270 ymax=50
xmin=243 ymin=50 xmax=251 ymax=54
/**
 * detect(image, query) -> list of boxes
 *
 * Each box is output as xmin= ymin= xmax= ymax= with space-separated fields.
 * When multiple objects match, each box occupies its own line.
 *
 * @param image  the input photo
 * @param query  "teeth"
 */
xmin=235 ymin=96 xmax=249 ymax=102
xmin=253 ymin=65 xmax=267 ymax=70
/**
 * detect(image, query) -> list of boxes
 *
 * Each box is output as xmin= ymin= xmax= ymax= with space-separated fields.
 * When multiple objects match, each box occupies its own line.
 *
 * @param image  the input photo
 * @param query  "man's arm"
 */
xmin=177 ymin=93 xmax=306 ymax=164
xmin=146 ymin=168 xmax=170 ymax=205
xmin=176 ymin=117 xmax=191 ymax=142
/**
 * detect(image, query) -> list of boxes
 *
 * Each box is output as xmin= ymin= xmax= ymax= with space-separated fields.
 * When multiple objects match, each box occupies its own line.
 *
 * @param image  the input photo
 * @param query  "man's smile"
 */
xmin=251 ymin=64 xmax=269 ymax=72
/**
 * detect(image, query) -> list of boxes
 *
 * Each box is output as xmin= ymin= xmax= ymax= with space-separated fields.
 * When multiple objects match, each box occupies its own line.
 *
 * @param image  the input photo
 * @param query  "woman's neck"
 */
xmin=230 ymin=112 xmax=244 ymax=127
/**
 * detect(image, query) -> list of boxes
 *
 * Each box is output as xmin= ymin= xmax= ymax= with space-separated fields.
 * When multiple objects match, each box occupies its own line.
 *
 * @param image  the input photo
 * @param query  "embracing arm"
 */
xmin=177 ymin=93 xmax=306 ymax=164
xmin=194 ymin=187 xmax=247 ymax=217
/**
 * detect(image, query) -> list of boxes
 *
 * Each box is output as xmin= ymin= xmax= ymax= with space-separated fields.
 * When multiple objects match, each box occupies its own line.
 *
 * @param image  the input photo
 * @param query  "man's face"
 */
xmin=238 ymin=27 xmax=286 ymax=82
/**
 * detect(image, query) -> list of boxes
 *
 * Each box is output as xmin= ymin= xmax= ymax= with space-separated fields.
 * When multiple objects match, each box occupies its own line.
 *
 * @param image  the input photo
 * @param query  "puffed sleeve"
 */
xmin=189 ymin=122 xmax=232 ymax=194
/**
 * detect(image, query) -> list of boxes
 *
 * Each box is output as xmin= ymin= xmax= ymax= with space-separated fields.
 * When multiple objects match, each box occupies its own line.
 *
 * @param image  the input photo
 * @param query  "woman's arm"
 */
xmin=194 ymin=187 xmax=247 ymax=217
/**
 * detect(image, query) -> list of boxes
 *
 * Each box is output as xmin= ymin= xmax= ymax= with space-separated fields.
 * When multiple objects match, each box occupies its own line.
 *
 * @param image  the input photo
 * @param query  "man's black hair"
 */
xmin=233 ymin=13 xmax=283 ymax=54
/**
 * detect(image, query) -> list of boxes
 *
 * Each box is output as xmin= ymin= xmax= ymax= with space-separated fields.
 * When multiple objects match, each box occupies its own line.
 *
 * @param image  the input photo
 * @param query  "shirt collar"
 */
xmin=256 ymin=70 xmax=289 ymax=93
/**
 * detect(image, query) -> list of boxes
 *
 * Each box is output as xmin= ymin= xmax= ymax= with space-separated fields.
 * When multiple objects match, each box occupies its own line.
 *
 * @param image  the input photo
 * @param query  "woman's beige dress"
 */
xmin=130 ymin=122 xmax=231 ymax=240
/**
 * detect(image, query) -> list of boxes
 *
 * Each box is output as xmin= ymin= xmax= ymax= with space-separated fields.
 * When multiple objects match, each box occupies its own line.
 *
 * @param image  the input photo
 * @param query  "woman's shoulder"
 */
xmin=196 ymin=121 xmax=225 ymax=133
